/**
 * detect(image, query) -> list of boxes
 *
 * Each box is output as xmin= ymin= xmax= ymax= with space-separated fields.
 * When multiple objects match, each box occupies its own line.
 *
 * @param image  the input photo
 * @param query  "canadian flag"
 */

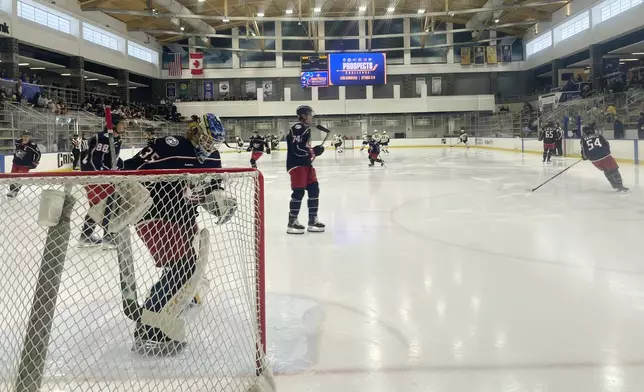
xmin=190 ymin=52 xmax=204 ymax=76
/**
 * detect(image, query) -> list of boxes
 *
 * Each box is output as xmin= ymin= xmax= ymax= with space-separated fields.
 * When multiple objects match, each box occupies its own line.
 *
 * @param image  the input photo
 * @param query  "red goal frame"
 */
xmin=0 ymin=168 xmax=267 ymax=389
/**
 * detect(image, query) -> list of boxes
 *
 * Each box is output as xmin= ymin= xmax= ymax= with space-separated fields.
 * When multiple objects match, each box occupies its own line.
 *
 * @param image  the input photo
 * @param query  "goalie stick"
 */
xmin=223 ymin=140 xmax=246 ymax=151
xmin=104 ymin=108 xmax=143 ymax=323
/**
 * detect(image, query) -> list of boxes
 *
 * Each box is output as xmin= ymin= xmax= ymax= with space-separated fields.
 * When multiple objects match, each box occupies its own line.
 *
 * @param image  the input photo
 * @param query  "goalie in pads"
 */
xmin=109 ymin=113 xmax=237 ymax=355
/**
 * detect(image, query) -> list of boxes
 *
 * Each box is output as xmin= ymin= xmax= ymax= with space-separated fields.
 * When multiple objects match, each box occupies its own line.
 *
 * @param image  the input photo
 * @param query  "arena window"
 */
xmin=83 ymin=23 xmax=119 ymax=51
xmin=17 ymin=0 xmax=72 ymax=35
xmin=128 ymin=41 xmax=157 ymax=64
xmin=596 ymin=0 xmax=642 ymax=23
xmin=526 ymin=30 xmax=552 ymax=58
xmin=556 ymin=11 xmax=589 ymax=42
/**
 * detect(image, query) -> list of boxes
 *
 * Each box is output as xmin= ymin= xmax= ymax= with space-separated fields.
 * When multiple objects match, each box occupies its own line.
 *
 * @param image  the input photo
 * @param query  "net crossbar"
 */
xmin=0 ymin=169 xmax=273 ymax=392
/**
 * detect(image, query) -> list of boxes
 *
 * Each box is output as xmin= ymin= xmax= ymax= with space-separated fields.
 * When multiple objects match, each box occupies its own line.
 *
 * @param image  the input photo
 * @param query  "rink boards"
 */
xmin=1 ymin=136 xmax=641 ymax=173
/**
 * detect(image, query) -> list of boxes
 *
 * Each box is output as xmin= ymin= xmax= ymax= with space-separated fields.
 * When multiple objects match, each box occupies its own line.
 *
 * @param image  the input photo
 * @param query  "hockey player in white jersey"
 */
xmin=372 ymin=130 xmax=382 ymax=144
xmin=458 ymin=128 xmax=470 ymax=148
xmin=360 ymin=131 xmax=369 ymax=151
xmin=379 ymin=131 xmax=390 ymax=153
xmin=332 ymin=134 xmax=344 ymax=154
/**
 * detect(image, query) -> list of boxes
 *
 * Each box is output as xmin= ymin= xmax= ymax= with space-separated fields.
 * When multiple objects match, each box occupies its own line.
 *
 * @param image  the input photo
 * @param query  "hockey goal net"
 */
xmin=0 ymin=168 xmax=274 ymax=392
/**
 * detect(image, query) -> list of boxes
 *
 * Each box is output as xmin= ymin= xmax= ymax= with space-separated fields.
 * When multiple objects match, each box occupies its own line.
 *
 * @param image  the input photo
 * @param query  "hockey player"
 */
xmin=538 ymin=121 xmax=557 ymax=164
xmin=368 ymin=138 xmax=385 ymax=167
xmin=372 ymin=130 xmax=382 ymax=144
xmin=360 ymin=131 xmax=369 ymax=151
xmin=286 ymin=105 xmax=325 ymax=234
xmin=554 ymin=122 xmax=564 ymax=156
xmin=247 ymin=130 xmax=269 ymax=168
xmin=71 ymin=133 xmax=82 ymax=170
xmin=332 ymin=134 xmax=344 ymax=153
xmin=457 ymin=128 xmax=470 ymax=148
xmin=271 ymin=134 xmax=280 ymax=151
xmin=79 ymin=115 xmax=126 ymax=246
xmin=122 ymin=113 xmax=237 ymax=355
xmin=6 ymin=131 xmax=40 ymax=198
xmin=379 ymin=131 xmax=390 ymax=153
xmin=235 ymin=136 xmax=244 ymax=153
xmin=580 ymin=126 xmax=628 ymax=192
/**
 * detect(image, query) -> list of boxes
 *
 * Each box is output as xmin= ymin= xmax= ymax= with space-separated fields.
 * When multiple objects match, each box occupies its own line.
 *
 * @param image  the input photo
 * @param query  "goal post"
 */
xmin=0 ymin=168 xmax=274 ymax=392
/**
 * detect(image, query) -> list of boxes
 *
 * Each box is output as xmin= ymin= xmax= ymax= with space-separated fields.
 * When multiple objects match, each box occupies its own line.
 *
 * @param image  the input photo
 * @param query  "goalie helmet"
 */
xmin=187 ymin=113 xmax=225 ymax=163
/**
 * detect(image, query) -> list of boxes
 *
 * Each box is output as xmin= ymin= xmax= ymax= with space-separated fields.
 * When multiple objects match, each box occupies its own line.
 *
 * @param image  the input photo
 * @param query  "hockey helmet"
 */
xmin=108 ymin=114 xmax=127 ymax=135
xmin=296 ymin=105 xmax=314 ymax=119
xmin=582 ymin=125 xmax=595 ymax=135
xmin=190 ymin=113 xmax=225 ymax=162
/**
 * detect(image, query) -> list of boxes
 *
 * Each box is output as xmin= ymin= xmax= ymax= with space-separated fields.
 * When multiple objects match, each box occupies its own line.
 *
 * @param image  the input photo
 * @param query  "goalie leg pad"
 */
xmin=140 ymin=228 xmax=210 ymax=343
xmin=306 ymin=182 xmax=320 ymax=219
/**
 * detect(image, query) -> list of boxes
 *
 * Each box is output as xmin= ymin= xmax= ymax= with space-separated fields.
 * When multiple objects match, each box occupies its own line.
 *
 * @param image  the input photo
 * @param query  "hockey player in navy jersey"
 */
xmin=580 ymin=125 xmax=628 ymax=192
xmin=247 ymin=130 xmax=269 ymax=168
xmin=6 ymin=131 xmax=41 ymax=198
xmin=368 ymin=138 xmax=385 ymax=167
xmin=538 ymin=121 xmax=557 ymax=164
xmin=122 ymin=113 xmax=237 ymax=355
xmin=286 ymin=105 xmax=325 ymax=234
xmin=79 ymin=114 xmax=126 ymax=246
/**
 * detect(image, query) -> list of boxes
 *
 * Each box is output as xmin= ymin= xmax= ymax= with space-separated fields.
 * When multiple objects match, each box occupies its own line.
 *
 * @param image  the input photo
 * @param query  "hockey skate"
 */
xmin=132 ymin=323 xmax=187 ymax=357
xmin=307 ymin=217 xmax=326 ymax=233
xmin=368 ymin=162 xmax=374 ymax=167
xmin=78 ymin=233 xmax=102 ymax=247
xmin=287 ymin=218 xmax=305 ymax=235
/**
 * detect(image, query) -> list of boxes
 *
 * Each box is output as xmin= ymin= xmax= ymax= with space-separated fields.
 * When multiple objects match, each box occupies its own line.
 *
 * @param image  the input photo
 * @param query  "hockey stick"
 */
xmin=104 ymin=108 xmax=142 ymax=323
xmin=223 ymin=140 xmax=247 ymax=151
xmin=531 ymin=159 xmax=583 ymax=192
xmin=310 ymin=124 xmax=331 ymax=162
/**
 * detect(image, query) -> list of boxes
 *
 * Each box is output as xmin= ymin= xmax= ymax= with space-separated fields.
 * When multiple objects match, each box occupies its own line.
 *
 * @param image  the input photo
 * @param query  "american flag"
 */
xmin=168 ymin=53 xmax=182 ymax=77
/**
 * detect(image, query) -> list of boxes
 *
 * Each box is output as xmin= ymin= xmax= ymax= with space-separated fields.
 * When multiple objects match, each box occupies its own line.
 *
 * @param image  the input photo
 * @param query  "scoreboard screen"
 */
xmin=300 ymin=55 xmax=329 ymax=88
xmin=301 ymin=55 xmax=328 ymax=72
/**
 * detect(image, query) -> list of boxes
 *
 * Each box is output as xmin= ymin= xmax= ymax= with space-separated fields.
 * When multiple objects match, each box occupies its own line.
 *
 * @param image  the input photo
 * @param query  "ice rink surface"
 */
xmin=243 ymin=146 xmax=644 ymax=392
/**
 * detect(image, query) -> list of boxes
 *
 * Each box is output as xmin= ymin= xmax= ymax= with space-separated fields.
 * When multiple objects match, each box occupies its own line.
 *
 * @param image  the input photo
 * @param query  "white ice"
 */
xmin=250 ymin=147 xmax=644 ymax=392
xmin=4 ymin=146 xmax=644 ymax=392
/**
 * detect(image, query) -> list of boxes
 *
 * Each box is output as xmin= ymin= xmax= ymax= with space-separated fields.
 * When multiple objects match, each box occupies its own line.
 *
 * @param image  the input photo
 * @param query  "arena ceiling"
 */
xmin=81 ymin=0 xmax=568 ymax=45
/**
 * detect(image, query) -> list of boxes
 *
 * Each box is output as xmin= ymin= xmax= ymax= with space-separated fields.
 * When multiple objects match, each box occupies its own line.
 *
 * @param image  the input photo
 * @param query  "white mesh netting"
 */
xmin=0 ymin=169 xmax=274 ymax=392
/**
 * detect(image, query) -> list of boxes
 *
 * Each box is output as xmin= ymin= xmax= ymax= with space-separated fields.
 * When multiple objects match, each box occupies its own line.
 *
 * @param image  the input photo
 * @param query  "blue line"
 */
xmin=521 ymin=138 xmax=524 ymax=153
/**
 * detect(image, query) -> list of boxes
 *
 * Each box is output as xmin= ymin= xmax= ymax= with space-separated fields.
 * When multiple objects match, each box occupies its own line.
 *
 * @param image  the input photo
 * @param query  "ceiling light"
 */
xmin=180 ymin=26 xmax=185 ymax=31
xmin=417 ymin=9 xmax=425 ymax=13
xmin=129 ymin=87 xmax=137 ymax=89
xmin=61 ymin=73 xmax=71 ymax=76
xmin=621 ymin=58 xmax=640 ymax=61
xmin=86 ymin=78 xmax=98 ymax=81
xmin=198 ymin=0 xmax=205 ymax=2
xmin=358 ymin=5 xmax=367 ymax=11
xmin=619 ymin=62 xmax=625 ymax=65
xmin=18 ymin=63 xmax=29 ymax=66
xmin=494 ymin=18 xmax=499 ymax=23
xmin=107 ymin=83 xmax=119 ymax=86
xmin=257 ymin=12 xmax=264 ymax=17
xmin=285 ymin=9 xmax=293 ymax=14
xmin=223 ymin=17 xmax=230 ymax=22
xmin=387 ymin=6 xmax=395 ymax=12
xmin=632 ymin=52 xmax=644 ymax=55
xmin=313 ymin=6 xmax=321 ymax=12
xmin=30 ymin=67 xmax=45 ymax=70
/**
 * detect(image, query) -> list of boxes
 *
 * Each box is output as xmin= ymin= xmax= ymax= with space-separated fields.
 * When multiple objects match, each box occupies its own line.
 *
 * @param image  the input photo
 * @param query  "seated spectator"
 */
xmin=606 ymin=104 xmax=616 ymax=123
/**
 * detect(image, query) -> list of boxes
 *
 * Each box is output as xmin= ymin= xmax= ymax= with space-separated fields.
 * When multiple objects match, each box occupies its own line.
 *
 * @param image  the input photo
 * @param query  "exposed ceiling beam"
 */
xmin=135 ymin=21 xmax=535 ymax=38
xmin=86 ymin=0 xmax=567 ymax=22
xmin=172 ymin=35 xmax=514 ymax=53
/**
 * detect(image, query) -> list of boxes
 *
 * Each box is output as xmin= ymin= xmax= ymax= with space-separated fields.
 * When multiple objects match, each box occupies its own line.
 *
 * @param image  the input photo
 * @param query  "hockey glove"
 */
xmin=200 ymin=190 xmax=238 ymax=225
xmin=246 ymin=147 xmax=252 ymax=152
xmin=313 ymin=145 xmax=324 ymax=156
